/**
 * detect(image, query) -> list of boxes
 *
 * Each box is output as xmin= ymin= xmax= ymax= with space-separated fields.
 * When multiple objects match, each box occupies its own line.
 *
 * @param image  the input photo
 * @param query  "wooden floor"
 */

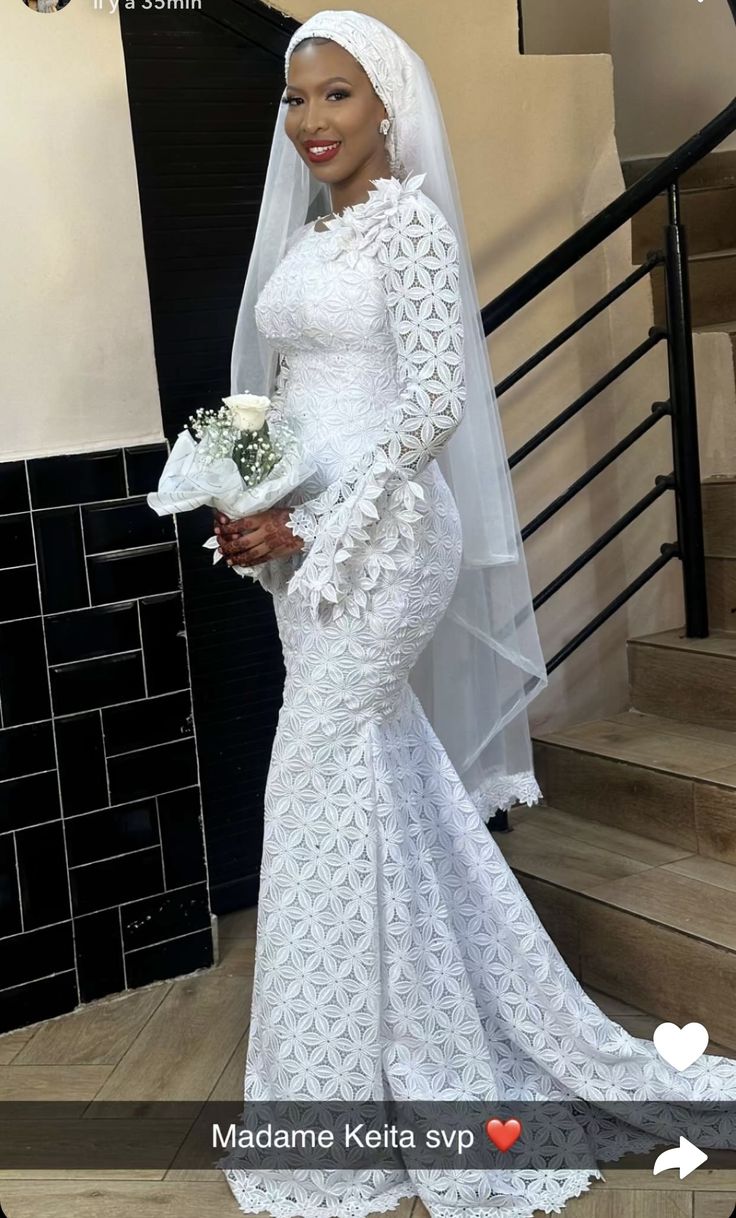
xmin=1 ymin=907 xmax=735 ymax=1217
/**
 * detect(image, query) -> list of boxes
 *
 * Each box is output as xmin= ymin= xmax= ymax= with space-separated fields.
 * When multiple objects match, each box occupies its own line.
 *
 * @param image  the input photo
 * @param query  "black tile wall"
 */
xmin=139 ymin=593 xmax=189 ymax=695
xmin=46 ymin=602 xmax=140 ymax=665
xmin=0 ymin=832 xmax=21 ymax=937
xmin=0 ymin=566 xmax=40 ymax=622
xmin=0 ymin=462 xmax=29 ymax=515
xmin=157 ymin=786 xmax=207 ymax=889
xmin=107 ymin=738 xmax=197 ymax=805
xmin=102 ymin=690 xmax=192 ymax=755
xmin=28 ymin=450 xmax=127 ymax=510
xmin=70 ymin=845 xmax=164 ymax=916
xmin=50 ymin=652 xmax=146 ymax=716
xmin=0 ymin=770 xmax=60 ymax=834
xmin=34 ymin=507 xmax=89 ymax=614
xmin=119 ymin=10 xmax=295 ymax=918
xmin=74 ymin=908 xmax=125 ymax=1003
xmin=88 ymin=544 xmax=180 ymax=605
xmin=0 ymin=721 xmax=55 ymax=782
xmin=124 ymin=443 xmax=168 ymax=497
xmin=65 ymin=798 xmax=159 ymax=867
xmin=0 ymin=921 xmax=75 ymax=991
xmin=82 ymin=498 xmax=174 ymax=554
xmin=15 ymin=821 xmax=71 ymax=930
xmin=0 ymin=617 xmax=51 ymax=726
xmin=121 ymin=881 xmax=210 ymax=951
xmin=55 ymin=711 xmax=108 ymax=816
xmin=125 ymin=927 xmax=213 ymax=989
xmin=0 ymin=446 xmax=211 ymax=1035
xmin=0 ymin=513 xmax=35 ymax=568
xmin=0 ymin=971 xmax=78 ymax=1036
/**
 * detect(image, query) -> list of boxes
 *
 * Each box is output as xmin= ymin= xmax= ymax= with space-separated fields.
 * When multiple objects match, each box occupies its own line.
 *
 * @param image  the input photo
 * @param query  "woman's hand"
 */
xmin=213 ymin=508 xmax=305 ymax=567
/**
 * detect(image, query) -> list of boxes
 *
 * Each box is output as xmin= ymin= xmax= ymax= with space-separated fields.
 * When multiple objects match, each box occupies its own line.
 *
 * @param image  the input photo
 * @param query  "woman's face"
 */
xmin=283 ymin=39 xmax=389 ymax=185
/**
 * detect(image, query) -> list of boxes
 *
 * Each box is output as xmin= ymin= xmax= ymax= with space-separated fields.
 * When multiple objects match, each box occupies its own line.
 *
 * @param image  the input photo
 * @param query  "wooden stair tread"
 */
xmin=628 ymin=626 xmax=736 ymax=657
xmin=689 ymin=247 xmax=736 ymax=261
xmin=501 ymin=806 xmax=736 ymax=949
xmin=511 ymin=804 xmax=690 ymax=865
xmin=534 ymin=711 xmax=736 ymax=783
xmin=695 ymin=319 xmax=736 ymax=334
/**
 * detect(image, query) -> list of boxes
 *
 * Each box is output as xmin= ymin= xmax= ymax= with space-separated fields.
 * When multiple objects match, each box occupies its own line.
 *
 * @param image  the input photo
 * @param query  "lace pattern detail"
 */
xmin=283 ymin=173 xmax=465 ymax=624
xmin=467 ymin=770 xmax=544 ymax=816
xmin=224 ymin=1166 xmax=608 ymax=1218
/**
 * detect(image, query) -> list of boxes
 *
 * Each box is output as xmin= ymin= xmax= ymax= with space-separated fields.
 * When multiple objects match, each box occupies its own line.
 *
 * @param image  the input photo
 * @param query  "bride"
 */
xmin=213 ymin=10 xmax=736 ymax=1217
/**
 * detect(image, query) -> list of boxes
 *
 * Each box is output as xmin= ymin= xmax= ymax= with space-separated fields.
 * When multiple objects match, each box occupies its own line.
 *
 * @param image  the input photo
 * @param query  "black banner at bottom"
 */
xmin=0 ymin=1099 xmax=735 ymax=1171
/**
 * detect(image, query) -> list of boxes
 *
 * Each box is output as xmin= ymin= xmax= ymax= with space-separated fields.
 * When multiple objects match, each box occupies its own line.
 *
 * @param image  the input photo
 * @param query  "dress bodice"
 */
xmin=248 ymin=171 xmax=467 ymax=624
xmin=254 ymin=200 xmax=409 ymax=489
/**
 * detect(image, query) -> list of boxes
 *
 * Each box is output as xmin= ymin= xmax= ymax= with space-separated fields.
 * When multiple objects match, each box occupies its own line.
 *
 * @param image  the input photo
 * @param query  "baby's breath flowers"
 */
xmin=187 ymin=393 xmax=280 ymax=486
xmin=148 ymin=388 xmax=317 ymax=582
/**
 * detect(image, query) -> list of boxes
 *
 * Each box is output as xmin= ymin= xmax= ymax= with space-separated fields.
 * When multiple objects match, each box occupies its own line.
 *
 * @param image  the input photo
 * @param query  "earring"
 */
xmin=379 ymin=118 xmax=391 ymax=135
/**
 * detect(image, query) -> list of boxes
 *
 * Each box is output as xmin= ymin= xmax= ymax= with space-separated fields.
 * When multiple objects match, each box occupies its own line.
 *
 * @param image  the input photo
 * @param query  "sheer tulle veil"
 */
xmin=229 ymin=9 xmax=549 ymax=813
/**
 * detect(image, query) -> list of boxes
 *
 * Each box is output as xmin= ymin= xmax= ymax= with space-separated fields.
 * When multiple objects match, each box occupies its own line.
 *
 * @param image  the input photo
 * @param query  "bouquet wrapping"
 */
xmin=147 ymin=394 xmax=316 ymax=579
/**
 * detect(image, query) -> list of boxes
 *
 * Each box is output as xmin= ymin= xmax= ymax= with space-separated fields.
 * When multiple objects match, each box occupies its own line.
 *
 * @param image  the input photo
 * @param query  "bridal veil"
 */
xmin=229 ymin=9 xmax=549 ymax=814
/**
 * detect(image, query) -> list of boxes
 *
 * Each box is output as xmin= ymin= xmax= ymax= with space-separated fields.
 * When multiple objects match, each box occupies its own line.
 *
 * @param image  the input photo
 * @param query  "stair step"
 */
xmin=622 ymin=149 xmax=736 ymax=192
xmin=533 ymin=710 xmax=736 ymax=860
xmin=707 ymin=558 xmax=736 ymax=632
xmin=651 ymin=250 xmax=736 ymax=328
xmin=632 ymin=188 xmax=736 ymax=261
xmin=703 ymin=478 xmax=736 ymax=629
xmin=582 ymin=984 xmax=736 ymax=1056
xmin=695 ymin=320 xmax=736 ymax=380
xmin=628 ymin=627 xmax=736 ymax=730
xmin=703 ymin=478 xmax=736 ymax=557
xmin=495 ymin=805 xmax=736 ymax=1046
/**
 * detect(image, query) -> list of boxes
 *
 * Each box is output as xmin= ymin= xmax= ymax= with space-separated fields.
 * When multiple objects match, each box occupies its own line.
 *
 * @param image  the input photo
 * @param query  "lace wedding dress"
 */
xmin=222 ymin=174 xmax=736 ymax=1218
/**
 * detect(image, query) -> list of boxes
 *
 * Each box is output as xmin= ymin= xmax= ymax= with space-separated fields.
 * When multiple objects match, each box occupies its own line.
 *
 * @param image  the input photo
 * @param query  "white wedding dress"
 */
xmin=222 ymin=175 xmax=736 ymax=1218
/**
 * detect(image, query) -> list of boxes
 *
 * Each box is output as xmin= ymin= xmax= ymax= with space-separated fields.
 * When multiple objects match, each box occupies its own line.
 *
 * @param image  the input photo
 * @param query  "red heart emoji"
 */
xmin=484 ymin=1118 xmax=522 ymax=1152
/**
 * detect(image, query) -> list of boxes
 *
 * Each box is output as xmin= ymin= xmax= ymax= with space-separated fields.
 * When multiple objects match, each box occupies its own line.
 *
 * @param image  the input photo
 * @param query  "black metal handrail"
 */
xmin=484 ymin=45 xmax=736 ymax=677
xmin=483 ymin=96 xmax=736 ymax=335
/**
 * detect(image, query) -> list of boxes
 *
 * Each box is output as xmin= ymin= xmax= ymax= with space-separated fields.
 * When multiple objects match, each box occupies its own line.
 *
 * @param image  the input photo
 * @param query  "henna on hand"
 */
xmin=213 ymin=508 xmax=304 ymax=567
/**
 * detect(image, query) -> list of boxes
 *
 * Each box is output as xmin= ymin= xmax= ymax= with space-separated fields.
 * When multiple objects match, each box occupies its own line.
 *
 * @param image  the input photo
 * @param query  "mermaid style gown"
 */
xmin=222 ymin=174 xmax=736 ymax=1218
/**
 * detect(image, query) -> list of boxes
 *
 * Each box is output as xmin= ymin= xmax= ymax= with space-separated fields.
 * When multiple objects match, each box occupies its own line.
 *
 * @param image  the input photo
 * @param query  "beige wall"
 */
xmin=278 ymin=0 xmax=736 ymax=734
xmin=523 ymin=0 xmax=736 ymax=158
xmin=610 ymin=0 xmax=736 ymax=159
xmin=2 ymin=0 xmax=163 ymax=459
xmin=523 ymin=0 xmax=610 ymax=55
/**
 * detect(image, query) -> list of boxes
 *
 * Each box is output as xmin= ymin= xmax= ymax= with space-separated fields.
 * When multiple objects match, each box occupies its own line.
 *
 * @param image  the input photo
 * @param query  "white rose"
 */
xmin=222 ymin=393 xmax=271 ymax=432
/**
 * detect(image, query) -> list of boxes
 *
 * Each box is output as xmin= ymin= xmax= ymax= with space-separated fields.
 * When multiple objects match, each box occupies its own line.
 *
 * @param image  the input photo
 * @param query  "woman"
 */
xmin=216 ymin=11 xmax=736 ymax=1217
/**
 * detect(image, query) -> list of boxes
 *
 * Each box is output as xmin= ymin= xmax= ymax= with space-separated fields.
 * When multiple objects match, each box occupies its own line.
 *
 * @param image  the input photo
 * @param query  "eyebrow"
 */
xmin=284 ymin=77 xmax=353 ymax=93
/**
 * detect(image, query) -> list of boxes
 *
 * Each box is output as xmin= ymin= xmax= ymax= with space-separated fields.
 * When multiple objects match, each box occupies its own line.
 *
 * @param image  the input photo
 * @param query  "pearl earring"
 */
xmin=379 ymin=118 xmax=391 ymax=135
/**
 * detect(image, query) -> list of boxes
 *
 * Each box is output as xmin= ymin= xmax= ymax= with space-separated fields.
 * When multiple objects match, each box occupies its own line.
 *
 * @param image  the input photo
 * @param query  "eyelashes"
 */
xmin=281 ymin=91 xmax=351 ymax=107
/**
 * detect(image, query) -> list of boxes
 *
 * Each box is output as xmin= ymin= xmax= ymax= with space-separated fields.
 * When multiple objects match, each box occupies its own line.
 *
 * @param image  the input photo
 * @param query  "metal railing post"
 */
xmin=662 ymin=181 xmax=709 ymax=638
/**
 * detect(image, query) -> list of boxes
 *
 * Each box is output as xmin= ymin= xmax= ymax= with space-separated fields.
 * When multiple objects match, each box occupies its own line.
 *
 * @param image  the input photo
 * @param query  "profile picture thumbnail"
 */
xmin=23 ymin=0 xmax=72 ymax=10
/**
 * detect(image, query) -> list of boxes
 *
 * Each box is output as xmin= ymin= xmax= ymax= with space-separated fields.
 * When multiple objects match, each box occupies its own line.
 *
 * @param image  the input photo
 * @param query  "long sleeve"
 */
xmin=284 ymin=191 xmax=466 ymax=621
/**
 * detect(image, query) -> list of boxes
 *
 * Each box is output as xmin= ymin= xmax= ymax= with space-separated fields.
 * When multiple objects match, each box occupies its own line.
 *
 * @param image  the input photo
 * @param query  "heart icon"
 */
xmin=484 ymin=1118 xmax=522 ymax=1152
xmin=653 ymin=1021 xmax=709 ymax=1071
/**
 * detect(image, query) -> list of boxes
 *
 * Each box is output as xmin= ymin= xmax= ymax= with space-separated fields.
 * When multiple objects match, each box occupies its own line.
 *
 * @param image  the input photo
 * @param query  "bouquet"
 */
xmin=147 ymin=393 xmax=316 ymax=579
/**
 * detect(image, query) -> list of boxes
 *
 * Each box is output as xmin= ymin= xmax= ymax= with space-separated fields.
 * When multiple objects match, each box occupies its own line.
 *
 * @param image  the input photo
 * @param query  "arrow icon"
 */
xmin=652 ymin=1137 xmax=708 ymax=1179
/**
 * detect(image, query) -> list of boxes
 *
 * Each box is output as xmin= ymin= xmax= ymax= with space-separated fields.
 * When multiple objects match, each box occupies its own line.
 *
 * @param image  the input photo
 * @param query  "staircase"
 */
xmin=626 ymin=148 xmax=736 ymax=383
xmin=494 ymin=155 xmax=736 ymax=1052
xmin=497 ymin=474 xmax=736 ymax=1050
